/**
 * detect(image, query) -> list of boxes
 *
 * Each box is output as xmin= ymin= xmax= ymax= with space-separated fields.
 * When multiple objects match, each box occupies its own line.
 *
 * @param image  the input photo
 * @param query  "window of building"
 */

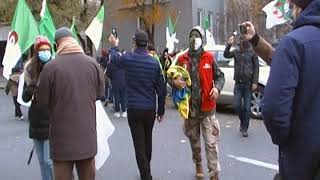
xmin=137 ymin=17 xmax=146 ymax=30
xmin=197 ymin=9 xmax=203 ymax=27
xmin=208 ymin=12 xmax=214 ymax=29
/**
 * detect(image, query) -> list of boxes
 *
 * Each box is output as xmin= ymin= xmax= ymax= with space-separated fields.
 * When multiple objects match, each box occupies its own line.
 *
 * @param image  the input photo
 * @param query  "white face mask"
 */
xmin=194 ymin=38 xmax=202 ymax=50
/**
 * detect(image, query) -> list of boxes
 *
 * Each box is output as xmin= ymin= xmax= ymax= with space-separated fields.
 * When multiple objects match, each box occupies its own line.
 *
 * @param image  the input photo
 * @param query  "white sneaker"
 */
xmin=18 ymin=116 xmax=24 ymax=121
xmin=122 ymin=112 xmax=127 ymax=118
xmin=114 ymin=112 xmax=121 ymax=118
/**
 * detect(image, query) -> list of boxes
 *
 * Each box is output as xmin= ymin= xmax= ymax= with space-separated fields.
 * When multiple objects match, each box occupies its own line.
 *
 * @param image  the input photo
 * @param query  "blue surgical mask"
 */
xmin=287 ymin=9 xmax=294 ymax=21
xmin=286 ymin=3 xmax=294 ymax=22
xmin=38 ymin=50 xmax=51 ymax=63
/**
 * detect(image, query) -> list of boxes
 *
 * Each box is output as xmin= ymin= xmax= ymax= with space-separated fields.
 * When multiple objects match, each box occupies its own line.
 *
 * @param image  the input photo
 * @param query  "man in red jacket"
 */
xmin=172 ymin=26 xmax=225 ymax=180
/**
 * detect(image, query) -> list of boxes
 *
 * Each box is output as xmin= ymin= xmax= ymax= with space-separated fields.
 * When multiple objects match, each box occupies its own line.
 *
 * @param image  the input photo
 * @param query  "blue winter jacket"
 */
xmin=261 ymin=0 xmax=320 ymax=179
xmin=109 ymin=47 xmax=166 ymax=115
xmin=107 ymin=51 xmax=126 ymax=89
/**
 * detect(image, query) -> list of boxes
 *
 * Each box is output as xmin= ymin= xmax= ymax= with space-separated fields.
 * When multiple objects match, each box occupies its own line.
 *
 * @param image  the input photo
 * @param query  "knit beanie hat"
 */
xmin=133 ymin=30 xmax=148 ymax=47
xmin=55 ymin=27 xmax=73 ymax=42
xmin=34 ymin=36 xmax=51 ymax=51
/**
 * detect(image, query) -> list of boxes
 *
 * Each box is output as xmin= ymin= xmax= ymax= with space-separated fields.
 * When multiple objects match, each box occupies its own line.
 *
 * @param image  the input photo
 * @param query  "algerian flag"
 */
xmin=85 ymin=6 xmax=104 ymax=50
xmin=166 ymin=15 xmax=179 ymax=54
xmin=70 ymin=17 xmax=80 ymax=44
xmin=39 ymin=0 xmax=55 ymax=45
xmin=2 ymin=0 xmax=39 ymax=79
xmin=203 ymin=17 xmax=216 ymax=50
xmin=263 ymin=0 xmax=290 ymax=29
xmin=95 ymin=100 xmax=115 ymax=170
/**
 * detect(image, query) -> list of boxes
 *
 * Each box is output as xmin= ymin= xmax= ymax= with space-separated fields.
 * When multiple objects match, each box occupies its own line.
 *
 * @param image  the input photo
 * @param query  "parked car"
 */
xmin=171 ymin=45 xmax=270 ymax=119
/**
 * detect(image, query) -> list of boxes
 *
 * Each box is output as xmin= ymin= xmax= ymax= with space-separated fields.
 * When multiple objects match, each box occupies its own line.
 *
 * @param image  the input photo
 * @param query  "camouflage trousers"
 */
xmin=183 ymin=113 xmax=221 ymax=178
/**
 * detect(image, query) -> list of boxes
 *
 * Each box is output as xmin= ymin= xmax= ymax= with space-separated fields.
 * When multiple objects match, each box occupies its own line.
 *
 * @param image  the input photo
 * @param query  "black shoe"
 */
xmin=241 ymin=130 xmax=248 ymax=137
xmin=274 ymin=173 xmax=281 ymax=180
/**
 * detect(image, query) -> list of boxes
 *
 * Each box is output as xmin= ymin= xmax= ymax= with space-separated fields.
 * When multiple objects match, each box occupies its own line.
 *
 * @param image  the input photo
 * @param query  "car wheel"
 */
xmin=251 ymin=85 xmax=264 ymax=119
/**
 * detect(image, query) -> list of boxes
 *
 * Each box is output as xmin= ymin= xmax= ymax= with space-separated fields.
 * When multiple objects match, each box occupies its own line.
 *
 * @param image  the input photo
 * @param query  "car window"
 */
xmin=213 ymin=51 xmax=233 ymax=67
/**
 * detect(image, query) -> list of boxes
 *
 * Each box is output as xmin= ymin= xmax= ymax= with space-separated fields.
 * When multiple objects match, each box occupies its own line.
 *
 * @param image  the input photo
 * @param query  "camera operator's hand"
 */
xmin=108 ymin=34 xmax=119 ymax=47
xmin=242 ymin=21 xmax=256 ymax=41
xmin=228 ymin=36 xmax=235 ymax=45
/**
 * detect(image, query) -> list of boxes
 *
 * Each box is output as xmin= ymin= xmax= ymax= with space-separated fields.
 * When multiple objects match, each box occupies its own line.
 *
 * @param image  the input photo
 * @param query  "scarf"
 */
xmin=57 ymin=37 xmax=84 ymax=55
xmin=188 ymin=47 xmax=203 ymax=59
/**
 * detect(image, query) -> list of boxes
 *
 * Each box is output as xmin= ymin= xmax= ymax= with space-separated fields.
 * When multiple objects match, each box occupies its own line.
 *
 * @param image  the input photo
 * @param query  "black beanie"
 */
xmin=291 ymin=0 xmax=314 ymax=9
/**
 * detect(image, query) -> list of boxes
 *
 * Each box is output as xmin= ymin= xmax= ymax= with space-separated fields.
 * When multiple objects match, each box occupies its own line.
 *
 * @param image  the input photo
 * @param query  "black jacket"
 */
xmin=224 ymin=44 xmax=259 ymax=84
xmin=22 ymin=73 xmax=50 ymax=140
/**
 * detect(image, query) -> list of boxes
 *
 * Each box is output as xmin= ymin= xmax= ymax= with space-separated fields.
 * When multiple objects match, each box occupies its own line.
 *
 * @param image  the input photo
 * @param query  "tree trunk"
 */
xmin=146 ymin=28 xmax=155 ymax=45
xmin=151 ymin=24 xmax=155 ymax=45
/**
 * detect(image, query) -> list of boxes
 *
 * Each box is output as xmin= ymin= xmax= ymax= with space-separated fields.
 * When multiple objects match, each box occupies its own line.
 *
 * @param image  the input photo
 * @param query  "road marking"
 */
xmin=227 ymin=155 xmax=279 ymax=171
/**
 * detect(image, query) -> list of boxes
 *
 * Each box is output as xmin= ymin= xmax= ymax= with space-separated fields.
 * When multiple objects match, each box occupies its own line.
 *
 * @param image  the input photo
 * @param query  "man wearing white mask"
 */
xmin=172 ymin=26 xmax=225 ymax=180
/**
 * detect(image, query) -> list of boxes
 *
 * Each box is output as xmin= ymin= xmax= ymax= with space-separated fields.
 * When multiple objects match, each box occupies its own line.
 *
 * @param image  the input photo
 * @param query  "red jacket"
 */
xmin=178 ymin=51 xmax=216 ymax=112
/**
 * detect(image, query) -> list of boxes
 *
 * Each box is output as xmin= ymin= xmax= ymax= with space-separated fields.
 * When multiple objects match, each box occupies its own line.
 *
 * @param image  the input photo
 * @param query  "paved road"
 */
xmin=0 ymin=91 xmax=278 ymax=180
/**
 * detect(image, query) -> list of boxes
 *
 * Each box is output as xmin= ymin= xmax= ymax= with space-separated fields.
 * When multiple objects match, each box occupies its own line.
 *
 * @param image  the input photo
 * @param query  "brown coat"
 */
xmin=252 ymin=36 xmax=275 ymax=66
xmin=6 ymin=73 xmax=20 ymax=96
xmin=35 ymin=53 xmax=105 ymax=161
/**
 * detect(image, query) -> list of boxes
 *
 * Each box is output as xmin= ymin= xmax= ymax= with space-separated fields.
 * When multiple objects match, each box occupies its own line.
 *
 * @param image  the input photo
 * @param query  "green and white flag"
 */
xmin=70 ymin=17 xmax=80 ymax=44
xmin=39 ymin=0 xmax=56 ymax=45
xmin=203 ymin=17 xmax=216 ymax=50
xmin=85 ymin=6 xmax=104 ymax=50
xmin=263 ymin=0 xmax=290 ymax=29
xmin=166 ymin=15 xmax=179 ymax=54
xmin=2 ymin=0 xmax=39 ymax=79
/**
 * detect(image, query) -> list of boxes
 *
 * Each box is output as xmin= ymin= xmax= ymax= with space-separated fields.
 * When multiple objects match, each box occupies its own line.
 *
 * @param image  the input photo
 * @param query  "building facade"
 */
xmin=103 ymin=0 xmax=224 ymax=52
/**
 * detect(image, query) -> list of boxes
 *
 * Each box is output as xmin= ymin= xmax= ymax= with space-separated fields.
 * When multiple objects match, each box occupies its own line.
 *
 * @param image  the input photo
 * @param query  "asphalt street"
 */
xmin=0 ymin=91 xmax=278 ymax=180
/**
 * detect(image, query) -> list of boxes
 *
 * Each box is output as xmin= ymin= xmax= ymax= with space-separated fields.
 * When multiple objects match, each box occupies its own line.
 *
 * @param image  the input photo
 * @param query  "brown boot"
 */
xmin=195 ymin=164 xmax=204 ymax=178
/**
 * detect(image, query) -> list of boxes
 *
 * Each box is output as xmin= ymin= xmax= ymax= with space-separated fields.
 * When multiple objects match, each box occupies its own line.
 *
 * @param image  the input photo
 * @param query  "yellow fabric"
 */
xmin=179 ymin=94 xmax=190 ymax=119
xmin=167 ymin=65 xmax=191 ymax=119
xmin=167 ymin=65 xmax=191 ymax=86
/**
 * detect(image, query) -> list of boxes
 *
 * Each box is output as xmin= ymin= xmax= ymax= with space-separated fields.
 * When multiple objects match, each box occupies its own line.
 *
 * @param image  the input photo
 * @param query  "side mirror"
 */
xmin=228 ymin=60 xmax=234 ymax=67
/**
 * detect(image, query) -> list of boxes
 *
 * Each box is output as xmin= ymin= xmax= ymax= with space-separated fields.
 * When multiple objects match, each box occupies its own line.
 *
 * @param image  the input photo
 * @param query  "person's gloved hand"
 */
xmin=228 ymin=36 xmax=235 ymax=45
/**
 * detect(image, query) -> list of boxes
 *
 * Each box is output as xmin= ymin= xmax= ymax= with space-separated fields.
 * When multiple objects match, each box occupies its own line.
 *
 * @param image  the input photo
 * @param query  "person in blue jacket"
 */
xmin=108 ymin=30 xmax=166 ymax=180
xmin=245 ymin=0 xmax=320 ymax=179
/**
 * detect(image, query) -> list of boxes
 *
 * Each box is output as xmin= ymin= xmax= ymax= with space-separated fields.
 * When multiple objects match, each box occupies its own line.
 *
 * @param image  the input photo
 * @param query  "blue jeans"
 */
xmin=113 ymin=86 xmax=127 ymax=112
xmin=33 ymin=140 xmax=54 ymax=180
xmin=234 ymin=82 xmax=252 ymax=130
xmin=101 ymin=81 xmax=110 ymax=101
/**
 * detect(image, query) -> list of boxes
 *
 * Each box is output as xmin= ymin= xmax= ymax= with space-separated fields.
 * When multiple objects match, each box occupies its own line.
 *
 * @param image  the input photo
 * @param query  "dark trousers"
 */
xmin=113 ymin=86 xmax=127 ymax=112
xmin=234 ymin=82 xmax=252 ymax=130
xmin=109 ymin=84 xmax=113 ymax=102
xmin=128 ymin=109 xmax=156 ymax=180
xmin=12 ymin=96 xmax=22 ymax=117
xmin=53 ymin=157 xmax=95 ymax=180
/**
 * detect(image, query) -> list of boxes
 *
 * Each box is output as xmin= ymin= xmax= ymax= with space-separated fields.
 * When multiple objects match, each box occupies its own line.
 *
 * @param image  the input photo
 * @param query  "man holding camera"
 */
xmin=224 ymin=35 xmax=259 ymax=137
